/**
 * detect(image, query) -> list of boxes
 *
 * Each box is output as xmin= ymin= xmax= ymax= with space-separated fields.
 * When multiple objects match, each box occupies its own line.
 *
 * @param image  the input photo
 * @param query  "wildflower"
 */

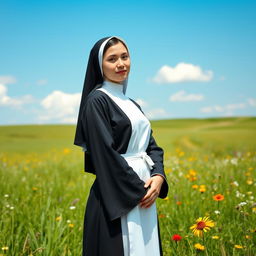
xmin=214 ymin=210 xmax=220 ymax=215
xmin=213 ymin=194 xmax=224 ymax=201
xmin=212 ymin=235 xmax=219 ymax=239
xmin=192 ymin=184 xmax=199 ymax=190
xmin=159 ymin=214 xmax=166 ymax=218
xmin=234 ymin=245 xmax=243 ymax=249
xmin=231 ymin=181 xmax=239 ymax=187
xmin=1 ymin=246 xmax=8 ymax=251
xmin=252 ymin=207 xmax=256 ymax=213
xmin=199 ymin=185 xmax=206 ymax=193
xmin=238 ymin=202 xmax=247 ymax=207
xmin=4 ymin=194 xmax=9 ymax=198
xmin=32 ymin=187 xmax=38 ymax=191
xmin=247 ymin=180 xmax=253 ymax=185
xmin=176 ymin=201 xmax=182 ymax=205
xmin=245 ymin=235 xmax=251 ymax=239
xmin=69 ymin=206 xmax=76 ymax=210
xmin=190 ymin=216 xmax=214 ymax=237
xmin=67 ymin=219 xmax=71 ymax=223
xmin=68 ymin=223 xmax=74 ymax=228
xmin=172 ymin=234 xmax=182 ymax=241
xmin=56 ymin=216 xmax=62 ymax=221
xmin=10 ymin=206 xmax=14 ymax=210
xmin=230 ymin=158 xmax=238 ymax=165
xmin=194 ymin=243 xmax=205 ymax=251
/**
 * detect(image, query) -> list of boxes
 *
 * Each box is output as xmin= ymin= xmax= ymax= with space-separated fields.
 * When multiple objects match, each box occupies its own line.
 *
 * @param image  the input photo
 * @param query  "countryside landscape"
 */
xmin=0 ymin=117 xmax=255 ymax=255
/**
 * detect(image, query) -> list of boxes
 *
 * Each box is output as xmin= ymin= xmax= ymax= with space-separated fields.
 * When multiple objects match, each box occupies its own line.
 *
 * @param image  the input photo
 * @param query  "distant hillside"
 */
xmin=0 ymin=117 xmax=255 ymax=154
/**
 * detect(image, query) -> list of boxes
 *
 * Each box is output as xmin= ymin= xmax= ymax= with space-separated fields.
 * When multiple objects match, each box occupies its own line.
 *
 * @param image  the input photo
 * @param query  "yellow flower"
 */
xmin=252 ymin=208 xmax=256 ymax=213
xmin=32 ymin=187 xmax=38 ymax=191
xmin=245 ymin=235 xmax=251 ymax=239
xmin=212 ymin=235 xmax=219 ymax=239
xmin=190 ymin=216 xmax=214 ymax=237
xmin=55 ymin=216 xmax=62 ymax=221
xmin=68 ymin=223 xmax=74 ymax=228
xmin=199 ymin=185 xmax=206 ymax=193
xmin=1 ymin=246 xmax=8 ymax=251
xmin=192 ymin=184 xmax=199 ymax=190
xmin=234 ymin=245 xmax=243 ymax=249
xmin=247 ymin=180 xmax=253 ymax=185
xmin=194 ymin=243 xmax=205 ymax=251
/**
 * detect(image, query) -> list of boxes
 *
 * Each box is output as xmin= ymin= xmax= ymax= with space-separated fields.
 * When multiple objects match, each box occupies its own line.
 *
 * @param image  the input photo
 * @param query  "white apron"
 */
xmin=97 ymin=81 xmax=160 ymax=256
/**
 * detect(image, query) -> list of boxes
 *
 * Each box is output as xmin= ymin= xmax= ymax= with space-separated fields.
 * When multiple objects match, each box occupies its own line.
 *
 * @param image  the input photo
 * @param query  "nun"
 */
xmin=74 ymin=36 xmax=169 ymax=256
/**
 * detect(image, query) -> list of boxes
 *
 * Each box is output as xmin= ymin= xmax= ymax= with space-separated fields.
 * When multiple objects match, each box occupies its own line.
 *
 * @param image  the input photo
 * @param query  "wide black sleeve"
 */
xmin=146 ymin=130 xmax=169 ymax=199
xmin=82 ymin=95 xmax=147 ymax=221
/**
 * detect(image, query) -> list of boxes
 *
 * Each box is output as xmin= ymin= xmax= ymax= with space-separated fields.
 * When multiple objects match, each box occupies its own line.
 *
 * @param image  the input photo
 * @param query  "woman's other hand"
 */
xmin=140 ymin=175 xmax=164 ymax=208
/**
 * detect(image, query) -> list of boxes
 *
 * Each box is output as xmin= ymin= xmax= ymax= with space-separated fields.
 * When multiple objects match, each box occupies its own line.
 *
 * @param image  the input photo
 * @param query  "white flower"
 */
xmin=6 ymin=204 xmax=10 ymax=208
xmin=67 ymin=219 xmax=71 ymax=223
xmin=214 ymin=210 xmax=221 ymax=215
xmin=4 ymin=194 xmax=9 ymax=198
xmin=233 ymin=181 xmax=239 ymax=187
xmin=10 ymin=206 xmax=14 ymax=210
xmin=236 ymin=191 xmax=245 ymax=198
xmin=238 ymin=202 xmax=247 ymax=207
xmin=230 ymin=158 xmax=238 ymax=165
xmin=69 ymin=206 xmax=76 ymax=210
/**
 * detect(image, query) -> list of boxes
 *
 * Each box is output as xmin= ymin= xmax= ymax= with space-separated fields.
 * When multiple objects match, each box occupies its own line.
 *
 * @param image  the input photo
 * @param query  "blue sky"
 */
xmin=0 ymin=0 xmax=255 ymax=124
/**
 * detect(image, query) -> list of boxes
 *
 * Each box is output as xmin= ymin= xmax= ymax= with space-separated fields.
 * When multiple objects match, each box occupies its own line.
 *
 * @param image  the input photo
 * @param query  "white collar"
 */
xmin=102 ymin=80 xmax=124 ymax=96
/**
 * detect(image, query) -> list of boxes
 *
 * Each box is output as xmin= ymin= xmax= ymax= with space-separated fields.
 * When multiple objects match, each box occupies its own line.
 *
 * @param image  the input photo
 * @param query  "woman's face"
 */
xmin=102 ymin=41 xmax=130 ymax=84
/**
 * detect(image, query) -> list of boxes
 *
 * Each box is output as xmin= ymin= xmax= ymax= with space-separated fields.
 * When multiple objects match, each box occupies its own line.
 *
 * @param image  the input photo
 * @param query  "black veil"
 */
xmin=74 ymin=36 xmax=128 ymax=149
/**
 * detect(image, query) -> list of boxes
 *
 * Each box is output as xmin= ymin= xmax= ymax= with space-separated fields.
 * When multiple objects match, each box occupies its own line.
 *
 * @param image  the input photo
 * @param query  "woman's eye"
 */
xmin=122 ymin=55 xmax=128 ymax=60
xmin=108 ymin=58 xmax=116 ymax=62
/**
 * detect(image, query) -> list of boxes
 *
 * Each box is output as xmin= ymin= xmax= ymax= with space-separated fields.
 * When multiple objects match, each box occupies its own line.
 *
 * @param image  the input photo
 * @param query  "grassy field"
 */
xmin=0 ymin=117 xmax=255 ymax=255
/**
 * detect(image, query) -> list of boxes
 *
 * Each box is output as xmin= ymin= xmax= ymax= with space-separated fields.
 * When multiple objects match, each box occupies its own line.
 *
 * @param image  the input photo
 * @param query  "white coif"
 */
xmin=97 ymin=80 xmax=160 ymax=256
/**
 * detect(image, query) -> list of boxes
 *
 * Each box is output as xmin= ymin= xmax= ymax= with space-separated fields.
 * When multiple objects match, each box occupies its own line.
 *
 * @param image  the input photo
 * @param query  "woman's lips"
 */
xmin=116 ymin=70 xmax=127 ymax=74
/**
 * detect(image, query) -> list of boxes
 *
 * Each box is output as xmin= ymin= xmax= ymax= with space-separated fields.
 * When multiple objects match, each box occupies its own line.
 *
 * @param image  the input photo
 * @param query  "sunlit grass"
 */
xmin=0 ymin=117 xmax=255 ymax=255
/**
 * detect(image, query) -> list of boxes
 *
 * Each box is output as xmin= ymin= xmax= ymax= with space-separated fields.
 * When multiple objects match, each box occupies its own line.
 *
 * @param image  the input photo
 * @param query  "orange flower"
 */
xmin=213 ymin=194 xmax=224 ymax=201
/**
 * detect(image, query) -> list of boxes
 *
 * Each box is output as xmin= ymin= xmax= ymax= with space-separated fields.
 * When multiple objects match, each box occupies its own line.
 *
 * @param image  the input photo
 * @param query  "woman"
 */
xmin=74 ymin=36 xmax=169 ymax=256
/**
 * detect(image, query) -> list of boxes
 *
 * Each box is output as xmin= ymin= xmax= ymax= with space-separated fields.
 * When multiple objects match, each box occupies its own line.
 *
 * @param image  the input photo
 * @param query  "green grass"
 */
xmin=0 ymin=117 xmax=255 ymax=255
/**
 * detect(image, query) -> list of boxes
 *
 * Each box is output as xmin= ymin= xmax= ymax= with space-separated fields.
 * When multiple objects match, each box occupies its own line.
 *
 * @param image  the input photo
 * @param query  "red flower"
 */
xmin=172 ymin=234 xmax=182 ymax=241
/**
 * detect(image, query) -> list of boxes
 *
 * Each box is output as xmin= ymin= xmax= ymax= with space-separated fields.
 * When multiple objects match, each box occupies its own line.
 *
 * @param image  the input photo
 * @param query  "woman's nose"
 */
xmin=117 ymin=58 xmax=124 ymax=67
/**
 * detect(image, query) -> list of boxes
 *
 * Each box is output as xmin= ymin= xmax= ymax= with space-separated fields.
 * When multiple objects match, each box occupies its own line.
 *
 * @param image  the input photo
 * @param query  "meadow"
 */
xmin=0 ymin=117 xmax=255 ymax=256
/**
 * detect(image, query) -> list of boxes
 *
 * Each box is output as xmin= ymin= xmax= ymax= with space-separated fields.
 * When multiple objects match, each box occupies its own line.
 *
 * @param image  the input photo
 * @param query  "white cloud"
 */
xmin=0 ymin=75 xmax=17 ymax=84
xmin=0 ymin=84 xmax=34 ymax=107
xmin=248 ymin=98 xmax=256 ymax=107
xmin=145 ymin=108 xmax=169 ymax=120
xmin=169 ymin=90 xmax=204 ymax=102
xmin=200 ymin=102 xmax=246 ymax=115
xmin=39 ymin=90 xmax=81 ymax=123
xmin=152 ymin=62 xmax=213 ymax=84
xmin=135 ymin=98 xmax=148 ymax=107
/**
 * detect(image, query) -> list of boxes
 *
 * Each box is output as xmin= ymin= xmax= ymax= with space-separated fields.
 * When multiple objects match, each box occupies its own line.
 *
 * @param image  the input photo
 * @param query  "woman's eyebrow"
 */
xmin=107 ymin=52 xmax=128 ymax=58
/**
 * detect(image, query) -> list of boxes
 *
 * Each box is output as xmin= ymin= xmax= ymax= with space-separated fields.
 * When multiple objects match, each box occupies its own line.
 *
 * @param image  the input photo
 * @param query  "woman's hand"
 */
xmin=140 ymin=175 xmax=164 ymax=208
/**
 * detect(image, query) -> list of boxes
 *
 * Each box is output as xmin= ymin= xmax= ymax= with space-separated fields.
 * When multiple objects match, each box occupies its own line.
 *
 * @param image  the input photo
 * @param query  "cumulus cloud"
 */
xmin=169 ymin=90 xmax=204 ymax=102
xmin=152 ymin=62 xmax=213 ymax=84
xmin=248 ymin=98 xmax=256 ymax=107
xmin=145 ymin=108 xmax=169 ymax=120
xmin=39 ymin=90 xmax=81 ymax=123
xmin=0 ymin=84 xmax=34 ymax=107
xmin=135 ymin=98 xmax=148 ymax=107
xmin=0 ymin=75 xmax=17 ymax=84
xmin=200 ymin=103 xmax=246 ymax=115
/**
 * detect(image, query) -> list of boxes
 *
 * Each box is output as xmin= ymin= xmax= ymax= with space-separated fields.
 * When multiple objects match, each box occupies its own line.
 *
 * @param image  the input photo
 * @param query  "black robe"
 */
xmin=81 ymin=89 xmax=168 ymax=255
